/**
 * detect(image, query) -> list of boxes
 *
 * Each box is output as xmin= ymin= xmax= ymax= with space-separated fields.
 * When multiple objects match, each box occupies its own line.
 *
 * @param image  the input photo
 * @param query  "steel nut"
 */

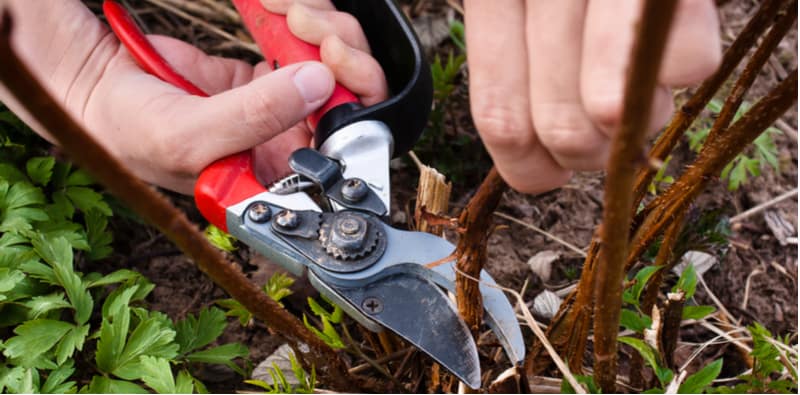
xmin=329 ymin=214 xmax=369 ymax=255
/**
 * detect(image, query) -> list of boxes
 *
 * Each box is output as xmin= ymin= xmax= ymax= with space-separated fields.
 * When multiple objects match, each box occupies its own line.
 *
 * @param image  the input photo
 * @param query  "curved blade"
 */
xmin=327 ymin=273 xmax=480 ymax=389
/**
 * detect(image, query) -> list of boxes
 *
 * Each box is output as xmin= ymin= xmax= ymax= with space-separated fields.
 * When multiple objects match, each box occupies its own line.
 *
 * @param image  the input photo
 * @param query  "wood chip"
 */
xmin=763 ymin=209 xmax=795 ymax=246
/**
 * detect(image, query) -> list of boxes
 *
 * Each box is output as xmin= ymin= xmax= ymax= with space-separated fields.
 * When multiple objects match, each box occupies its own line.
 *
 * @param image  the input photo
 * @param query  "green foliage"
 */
xmin=217 ymin=272 xmax=295 ymax=326
xmin=679 ymin=359 xmax=723 ymax=394
xmin=623 ymin=265 xmax=661 ymax=309
xmin=303 ymin=296 xmax=345 ymax=349
xmin=685 ymin=99 xmax=782 ymax=190
xmin=713 ymin=323 xmax=797 ymax=393
xmin=673 ymin=264 xmax=697 ymax=300
xmin=648 ymin=156 xmax=676 ymax=195
xmin=0 ymin=108 xmax=248 ymax=393
xmin=204 ymin=224 xmax=237 ymax=252
xmin=448 ymin=20 xmax=465 ymax=53
xmin=245 ymin=352 xmax=316 ymax=394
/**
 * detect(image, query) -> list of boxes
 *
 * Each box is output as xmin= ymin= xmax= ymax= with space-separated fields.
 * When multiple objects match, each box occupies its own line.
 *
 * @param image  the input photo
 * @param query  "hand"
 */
xmin=463 ymin=0 xmax=722 ymax=193
xmin=1 ymin=0 xmax=386 ymax=194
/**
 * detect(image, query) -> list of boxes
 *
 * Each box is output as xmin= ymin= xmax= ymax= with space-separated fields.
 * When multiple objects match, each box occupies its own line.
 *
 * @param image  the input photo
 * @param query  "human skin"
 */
xmin=0 ymin=0 xmax=386 ymax=194
xmin=463 ymin=0 xmax=721 ymax=193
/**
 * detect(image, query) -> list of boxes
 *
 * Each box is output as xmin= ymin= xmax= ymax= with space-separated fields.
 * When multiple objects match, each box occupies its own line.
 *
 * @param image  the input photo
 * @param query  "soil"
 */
xmin=79 ymin=0 xmax=797 ymax=392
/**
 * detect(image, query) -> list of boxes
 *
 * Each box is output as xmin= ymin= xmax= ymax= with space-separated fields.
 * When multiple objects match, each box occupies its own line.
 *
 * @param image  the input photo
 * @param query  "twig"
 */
xmin=592 ymin=1 xmax=679 ymax=391
xmin=731 ymin=188 xmax=798 ymax=223
xmin=493 ymin=212 xmax=587 ymax=257
xmin=700 ymin=321 xmax=753 ymax=354
xmin=347 ymin=347 xmax=414 ymax=375
xmin=661 ymin=292 xmax=686 ymax=369
xmin=0 ymin=14 xmax=354 ymax=391
xmin=408 ymin=150 xmax=424 ymax=171
xmin=740 ymin=268 xmax=764 ymax=310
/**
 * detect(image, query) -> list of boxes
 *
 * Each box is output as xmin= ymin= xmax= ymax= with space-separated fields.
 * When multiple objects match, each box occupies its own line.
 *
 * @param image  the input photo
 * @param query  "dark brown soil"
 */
xmin=80 ymin=0 xmax=797 ymax=392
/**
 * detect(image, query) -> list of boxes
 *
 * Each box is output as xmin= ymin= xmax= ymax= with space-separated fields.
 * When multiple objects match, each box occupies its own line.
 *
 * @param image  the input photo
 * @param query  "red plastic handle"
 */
xmin=103 ymin=0 xmax=360 ymax=231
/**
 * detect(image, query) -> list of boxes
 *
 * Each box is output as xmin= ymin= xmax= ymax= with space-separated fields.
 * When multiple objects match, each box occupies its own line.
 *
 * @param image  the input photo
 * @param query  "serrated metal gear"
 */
xmin=319 ymin=211 xmax=380 ymax=260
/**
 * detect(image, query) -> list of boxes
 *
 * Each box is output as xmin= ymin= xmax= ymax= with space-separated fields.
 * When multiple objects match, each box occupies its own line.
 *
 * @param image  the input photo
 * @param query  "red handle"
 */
xmin=103 ymin=0 xmax=360 ymax=231
xmin=231 ymin=0 xmax=359 ymax=129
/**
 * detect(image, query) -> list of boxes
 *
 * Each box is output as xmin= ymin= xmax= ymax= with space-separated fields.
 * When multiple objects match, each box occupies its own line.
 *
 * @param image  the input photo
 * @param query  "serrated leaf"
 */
xmin=204 ymin=224 xmax=237 ymax=252
xmin=0 ymin=163 xmax=28 ymax=184
xmin=19 ymin=259 xmax=57 ymax=285
xmin=54 ymin=324 xmax=90 ymax=365
xmin=0 ymin=181 xmax=48 ymax=233
xmin=0 ymin=268 xmax=25 ymax=292
xmin=673 ymin=264 xmax=697 ymax=299
xmin=620 ymin=309 xmax=653 ymax=333
xmin=112 ymin=312 xmax=178 ymax=380
xmin=186 ymin=343 xmax=249 ymax=376
xmin=37 ymin=219 xmax=90 ymax=251
xmin=655 ymin=366 xmax=674 ymax=388
xmin=26 ymin=157 xmax=55 ymax=186
xmin=140 ymin=356 xmax=176 ymax=394
xmin=96 ymin=287 xmax=134 ymax=373
xmin=682 ymin=305 xmax=716 ymax=320
xmin=84 ymin=209 xmax=112 ymax=260
xmin=3 ymin=366 xmax=39 ymax=394
xmin=65 ymin=169 xmax=94 ymax=187
xmin=87 ymin=269 xmax=141 ymax=288
xmin=3 ymin=319 xmax=73 ymax=367
xmin=48 ymin=190 xmax=75 ymax=220
xmin=65 ymin=186 xmax=111 ymax=216
xmin=176 ymin=370 xmax=195 ymax=394
xmin=84 ymin=375 xmax=148 ymax=394
xmin=215 ymin=298 xmax=251 ymax=326
xmin=679 ymin=359 xmax=722 ymax=393
xmin=41 ymin=360 xmax=76 ymax=394
xmin=23 ymin=292 xmax=71 ymax=318
xmin=265 ymin=272 xmax=294 ymax=304
xmin=176 ymin=307 xmax=227 ymax=355
xmin=32 ymin=236 xmax=93 ymax=324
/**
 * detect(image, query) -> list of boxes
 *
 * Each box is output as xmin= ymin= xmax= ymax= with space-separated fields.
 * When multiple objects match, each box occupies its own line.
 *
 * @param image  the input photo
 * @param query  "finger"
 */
xmin=650 ymin=85 xmax=674 ymax=133
xmin=286 ymin=3 xmax=371 ymax=53
xmin=260 ymin=0 xmax=335 ymax=14
xmin=148 ymin=35 xmax=255 ymax=94
xmin=320 ymin=35 xmax=388 ymax=105
xmin=253 ymin=126 xmax=313 ymax=185
xmin=465 ymin=0 xmax=571 ymax=193
xmin=166 ymin=62 xmax=334 ymax=173
xmin=660 ymin=0 xmax=721 ymax=86
xmin=528 ymin=0 xmax=610 ymax=170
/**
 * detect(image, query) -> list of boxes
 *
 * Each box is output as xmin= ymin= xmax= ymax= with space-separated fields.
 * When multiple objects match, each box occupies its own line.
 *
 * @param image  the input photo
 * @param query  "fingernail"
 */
xmin=293 ymin=63 xmax=333 ymax=103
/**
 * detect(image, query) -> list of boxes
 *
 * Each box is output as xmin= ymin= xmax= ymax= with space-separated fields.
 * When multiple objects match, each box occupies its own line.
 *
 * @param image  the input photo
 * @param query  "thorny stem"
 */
xmin=592 ymin=1 xmax=679 ymax=391
xmin=456 ymin=167 xmax=507 ymax=337
xmin=631 ymin=0 xmax=787 ymax=203
xmin=0 ymin=14 xmax=356 ymax=391
xmin=705 ymin=0 xmax=797 ymax=144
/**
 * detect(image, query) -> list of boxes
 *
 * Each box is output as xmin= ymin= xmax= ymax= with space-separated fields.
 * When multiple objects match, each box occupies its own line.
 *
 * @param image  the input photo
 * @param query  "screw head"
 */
xmin=341 ymin=178 xmax=369 ymax=202
xmin=246 ymin=202 xmax=271 ymax=223
xmin=361 ymin=297 xmax=383 ymax=314
xmin=274 ymin=210 xmax=300 ymax=229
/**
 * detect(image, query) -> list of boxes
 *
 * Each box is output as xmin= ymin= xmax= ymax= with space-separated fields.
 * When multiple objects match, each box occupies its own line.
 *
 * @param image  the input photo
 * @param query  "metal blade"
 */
xmin=326 ymin=272 xmax=481 ymax=389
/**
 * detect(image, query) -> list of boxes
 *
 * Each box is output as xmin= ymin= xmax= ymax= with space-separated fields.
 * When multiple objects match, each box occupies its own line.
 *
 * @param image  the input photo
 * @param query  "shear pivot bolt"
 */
xmin=361 ymin=297 xmax=383 ymax=314
xmin=274 ymin=210 xmax=300 ymax=229
xmin=246 ymin=202 xmax=271 ymax=223
xmin=341 ymin=178 xmax=369 ymax=202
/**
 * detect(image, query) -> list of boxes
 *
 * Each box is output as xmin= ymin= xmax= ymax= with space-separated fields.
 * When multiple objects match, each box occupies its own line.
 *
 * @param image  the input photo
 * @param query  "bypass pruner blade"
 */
xmin=103 ymin=0 xmax=525 ymax=388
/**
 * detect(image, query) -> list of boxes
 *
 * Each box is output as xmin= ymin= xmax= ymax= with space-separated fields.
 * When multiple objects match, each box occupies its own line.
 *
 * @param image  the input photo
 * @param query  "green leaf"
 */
xmin=216 ymin=298 xmax=251 ymax=326
xmin=0 ymin=268 xmax=25 ymax=293
xmin=176 ymin=370 xmax=195 ymax=394
xmin=48 ymin=190 xmax=75 ymax=220
xmin=54 ymin=324 xmax=90 ymax=365
xmin=84 ymin=375 xmax=148 ymax=394
xmin=655 ymin=366 xmax=674 ymax=388
xmin=85 ymin=209 xmax=113 ymax=260
xmin=3 ymin=319 xmax=73 ymax=367
xmin=204 ymin=224 xmax=237 ymax=252
xmin=623 ymin=265 xmax=661 ymax=307
xmin=0 ymin=181 xmax=48 ymax=233
xmin=186 ymin=343 xmax=249 ymax=376
xmin=65 ymin=169 xmax=95 ymax=187
xmin=41 ymin=360 xmax=77 ymax=394
xmin=0 ymin=163 xmax=28 ymax=184
xmin=175 ymin=307 xmax=227 ymax=355
xmin=560 ymin=374 xmax=600 ymax=394
xmin=32 ymin=236 xmax=93 ymax=324
xmin=673 ymin=264 xmax=697 ymax=299
xmin=113 ymin=311 xmax=179 ymax=380
xmin=65 ymin=186 xmax=111 ymax=216
xmin=265 ymin=272 xmax=294 ymax=305
xmin=679 ymin=359 xmax=723 ymax=393
xmin=307 ymin=296 xmax=342 ymax=324
xmin=26 ymin=157 xmax=55 ymax=186
xmin=140 ymin=356 xmax=176 ymax=394
xmin=620 ymin=309 xmax=653 ymax=333
xmin=87 ymin=269 xmax=141 ymax=288
xmin=23 ymin=292 xmax=72 ymax=318
xmin=619 ymin=336 xmax=659 ymax=372
xmin=303 ymin=314 xmax=345 ymax=350
xmin=682 ymin=305 xmax=716 ymax=320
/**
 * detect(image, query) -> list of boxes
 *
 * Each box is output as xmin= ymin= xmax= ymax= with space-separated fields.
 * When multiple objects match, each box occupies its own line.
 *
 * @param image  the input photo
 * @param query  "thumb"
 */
xmin=174 ymin=62 xmax=334 ymax=163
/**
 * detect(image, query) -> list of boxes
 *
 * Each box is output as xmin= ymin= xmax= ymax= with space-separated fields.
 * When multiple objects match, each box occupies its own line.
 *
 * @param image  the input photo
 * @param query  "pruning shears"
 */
xmin=102 ymin=0 xmax=524 ymax=387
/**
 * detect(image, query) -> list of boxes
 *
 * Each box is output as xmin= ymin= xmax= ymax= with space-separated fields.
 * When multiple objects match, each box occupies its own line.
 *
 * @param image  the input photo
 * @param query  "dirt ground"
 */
xmin=81 ymin=0 xmax=797 ymax=391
